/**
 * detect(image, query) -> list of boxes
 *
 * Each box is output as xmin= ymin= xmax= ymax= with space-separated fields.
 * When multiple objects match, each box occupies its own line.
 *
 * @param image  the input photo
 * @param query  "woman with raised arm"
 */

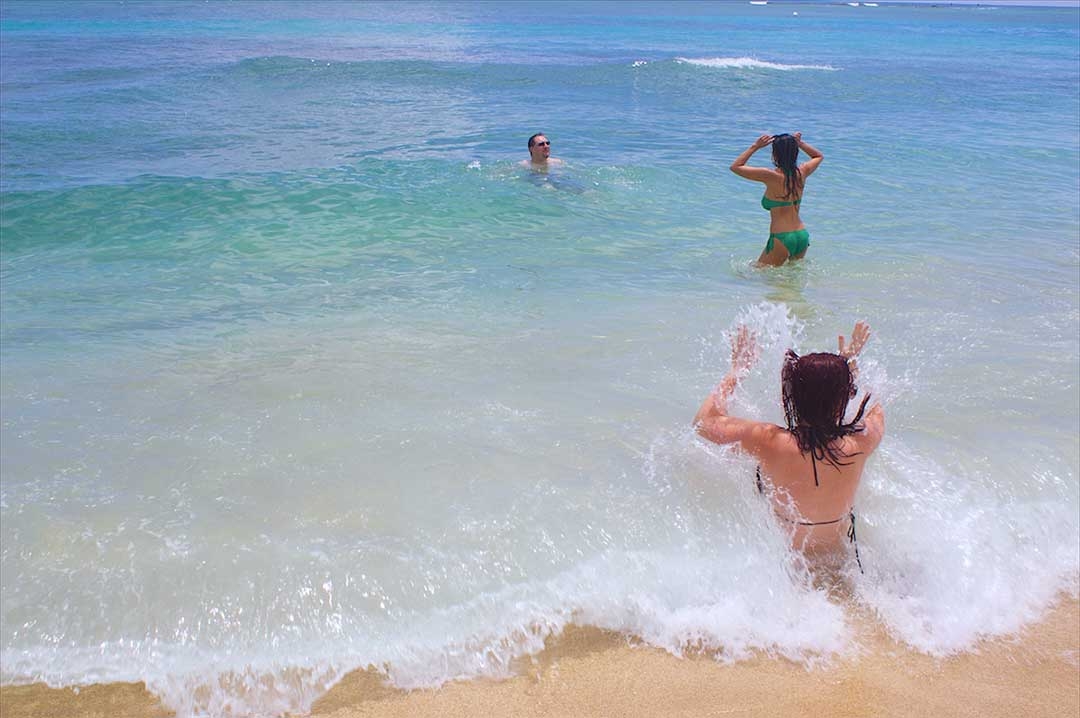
xmin=694 ymin=322 xmax=884 ymax=563
xmin=730 ymin=132 xmax=824 ymax=266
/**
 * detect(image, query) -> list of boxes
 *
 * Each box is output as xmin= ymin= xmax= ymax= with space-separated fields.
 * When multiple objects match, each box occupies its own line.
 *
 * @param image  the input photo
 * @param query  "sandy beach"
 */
xmin=4 ymin=595 xmax=1076 ymax=718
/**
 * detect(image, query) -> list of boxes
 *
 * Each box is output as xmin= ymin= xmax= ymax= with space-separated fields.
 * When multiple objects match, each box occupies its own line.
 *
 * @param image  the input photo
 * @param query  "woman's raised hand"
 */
xmin=752 ymin=134 xmax=774 ymax=149
xmin=731 ymin=325 xmax=760 ymax=375
xmin=838 ymin=321 xmax=871 ymax=360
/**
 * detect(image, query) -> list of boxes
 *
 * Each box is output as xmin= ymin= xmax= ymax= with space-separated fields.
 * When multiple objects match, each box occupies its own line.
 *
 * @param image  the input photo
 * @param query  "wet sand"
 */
xmin=3 ymin=596 xmax=1077 ymax=718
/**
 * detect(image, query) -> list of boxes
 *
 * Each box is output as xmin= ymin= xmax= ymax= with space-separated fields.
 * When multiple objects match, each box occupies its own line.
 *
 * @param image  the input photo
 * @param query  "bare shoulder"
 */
xmin=695 ymin=411 xmax=790 ymax=460
xmin=859 ymin=403 xmax=885 ymax=450
xmin=740 ymin=420 xmax=791 ymax=456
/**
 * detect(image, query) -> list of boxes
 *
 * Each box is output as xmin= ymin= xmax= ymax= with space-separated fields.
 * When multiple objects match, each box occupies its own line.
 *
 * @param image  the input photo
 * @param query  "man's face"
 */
xmin=530 ymin=135 xmax=551 ymax=162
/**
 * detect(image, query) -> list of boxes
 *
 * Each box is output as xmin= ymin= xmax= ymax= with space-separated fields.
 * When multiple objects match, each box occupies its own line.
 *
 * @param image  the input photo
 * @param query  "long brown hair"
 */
xmin=781 ymin=351 xmax=870 ymax=485
xmin=771 ymin=133 xmax=802 ymax=200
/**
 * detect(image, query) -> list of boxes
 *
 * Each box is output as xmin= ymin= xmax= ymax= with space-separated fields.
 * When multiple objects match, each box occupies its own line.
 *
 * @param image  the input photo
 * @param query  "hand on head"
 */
xmin=753 ymin=134 xmax=774 ymax=149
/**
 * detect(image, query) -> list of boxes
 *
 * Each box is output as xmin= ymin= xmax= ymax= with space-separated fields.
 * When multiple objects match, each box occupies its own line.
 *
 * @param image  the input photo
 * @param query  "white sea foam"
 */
xmin=4 ymin=302 xmax=1075 ymax=718
xmin=675 ymin=56 xmax=839 ymax=71
xmin=5 ymin=536 xmax=850 ymax=716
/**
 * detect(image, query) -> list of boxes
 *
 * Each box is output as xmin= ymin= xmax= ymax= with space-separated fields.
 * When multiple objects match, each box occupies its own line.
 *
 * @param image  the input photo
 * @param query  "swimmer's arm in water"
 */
xmin=729 ymin=134 xmax=776 ymax=182
xmin=794 ymin=132 xmax=824 ymax=178
xmin=694 ymin=327 xmax=780 ymax=454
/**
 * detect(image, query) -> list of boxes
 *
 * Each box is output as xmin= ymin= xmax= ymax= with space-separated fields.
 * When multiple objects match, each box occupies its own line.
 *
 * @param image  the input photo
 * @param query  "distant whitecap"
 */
xmin=675 ymin=56 xmax=838 ymax=72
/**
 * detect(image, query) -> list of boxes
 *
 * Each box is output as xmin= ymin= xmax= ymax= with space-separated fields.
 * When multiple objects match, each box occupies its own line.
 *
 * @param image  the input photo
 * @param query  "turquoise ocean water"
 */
xmin=2 ymin=1 xmax=1078 ymax=715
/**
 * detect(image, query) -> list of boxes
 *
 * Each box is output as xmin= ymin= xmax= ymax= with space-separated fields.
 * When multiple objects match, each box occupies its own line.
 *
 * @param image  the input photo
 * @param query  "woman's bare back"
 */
xmin=756 ymin=404 xmax=884 ymax=551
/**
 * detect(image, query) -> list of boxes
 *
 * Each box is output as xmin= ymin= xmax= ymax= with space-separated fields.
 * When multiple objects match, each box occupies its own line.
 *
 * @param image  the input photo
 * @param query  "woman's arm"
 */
xmin=693 ymin=372 xmax=740 ymax=429
xmin=730 ymin=134 xmax=776 ymax=182
xmin=694 ymin=327 xmax=777 ymax=450
xmin=795 ymin=132 xmax=824 ymax=178
xmin=838 ymin=321 xmax=886 ymax=448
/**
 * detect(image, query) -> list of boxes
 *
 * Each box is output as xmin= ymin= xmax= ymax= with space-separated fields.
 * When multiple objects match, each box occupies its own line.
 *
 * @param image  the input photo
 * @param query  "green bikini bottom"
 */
xmin=766 ymin=228 xmax=810 ymax=257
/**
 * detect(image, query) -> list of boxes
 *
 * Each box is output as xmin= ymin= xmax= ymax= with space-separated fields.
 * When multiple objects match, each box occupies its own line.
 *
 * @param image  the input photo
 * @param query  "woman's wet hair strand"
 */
xmin=781 ymin=350 xmax=871 ymax=485
xmin=771 ymin=133 xmax=802 ymax=199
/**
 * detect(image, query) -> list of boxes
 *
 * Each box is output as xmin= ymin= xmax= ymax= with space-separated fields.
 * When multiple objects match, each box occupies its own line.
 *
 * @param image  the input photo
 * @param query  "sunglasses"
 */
xmin=534 ymin=141 xmax=551 ymax=147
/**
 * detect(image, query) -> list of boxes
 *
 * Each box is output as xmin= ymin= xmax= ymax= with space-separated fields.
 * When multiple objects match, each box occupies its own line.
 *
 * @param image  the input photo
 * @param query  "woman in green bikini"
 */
xmin=730 ymin=132 xmax=823 ymax=266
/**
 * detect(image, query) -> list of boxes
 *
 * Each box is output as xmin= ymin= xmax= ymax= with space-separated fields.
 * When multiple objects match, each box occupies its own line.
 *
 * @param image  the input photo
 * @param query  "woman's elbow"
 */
xmin=693 ymin=418 xmax=708 ymax=439
xmin=695 ymin=420 xmax=730 ymax=446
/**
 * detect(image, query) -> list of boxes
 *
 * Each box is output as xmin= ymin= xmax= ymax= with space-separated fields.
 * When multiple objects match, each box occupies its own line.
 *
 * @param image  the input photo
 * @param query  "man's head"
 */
xmin=528 ymin=133 xmax=551 ymax=163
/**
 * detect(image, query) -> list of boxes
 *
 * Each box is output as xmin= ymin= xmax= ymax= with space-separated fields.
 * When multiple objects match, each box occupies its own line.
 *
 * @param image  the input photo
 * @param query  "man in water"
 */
xmin=521 ymin=133 xmax=563 ymax=170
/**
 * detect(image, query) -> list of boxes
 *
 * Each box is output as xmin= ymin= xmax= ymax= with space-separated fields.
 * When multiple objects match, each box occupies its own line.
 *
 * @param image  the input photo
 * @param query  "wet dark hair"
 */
xmin=781 ymin=351 xmax=871 ymax=486
xmin=771 ymin=133 xmax=802 ymax=200
xmin=528 ymin=133 xmax=545 ymax=149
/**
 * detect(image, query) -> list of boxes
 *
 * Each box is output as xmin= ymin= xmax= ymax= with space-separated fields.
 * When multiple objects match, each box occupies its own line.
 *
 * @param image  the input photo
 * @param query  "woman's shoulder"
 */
xmin=756 ymin=425 xmax=802 ymax=455
xmin=734 ymin=421 xmax=792 ymax=457
xmin=857 ymin=404 xmax=885 ymax=448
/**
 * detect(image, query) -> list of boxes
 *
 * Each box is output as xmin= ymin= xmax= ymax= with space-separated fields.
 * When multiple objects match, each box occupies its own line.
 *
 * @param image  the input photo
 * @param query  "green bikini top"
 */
xmin=761 ymin=194 xmax=801 ymax=210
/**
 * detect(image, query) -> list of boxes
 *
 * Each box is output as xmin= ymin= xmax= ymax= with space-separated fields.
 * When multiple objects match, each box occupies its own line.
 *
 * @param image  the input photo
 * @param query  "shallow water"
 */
xmin=2 ymin=1 xmax=1078 ymax=715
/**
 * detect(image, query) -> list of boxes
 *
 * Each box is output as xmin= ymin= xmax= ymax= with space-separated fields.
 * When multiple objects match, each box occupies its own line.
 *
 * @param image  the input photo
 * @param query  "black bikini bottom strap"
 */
xmin=794 ymin=516 xmax=843 ymax=526
xmin=792 ymin=511 xmax=864 ymax=574
xmin=848 ymin=510 xmax=863 ymax=574
xmin=755 ymin=467 xmax=864 ymax=574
